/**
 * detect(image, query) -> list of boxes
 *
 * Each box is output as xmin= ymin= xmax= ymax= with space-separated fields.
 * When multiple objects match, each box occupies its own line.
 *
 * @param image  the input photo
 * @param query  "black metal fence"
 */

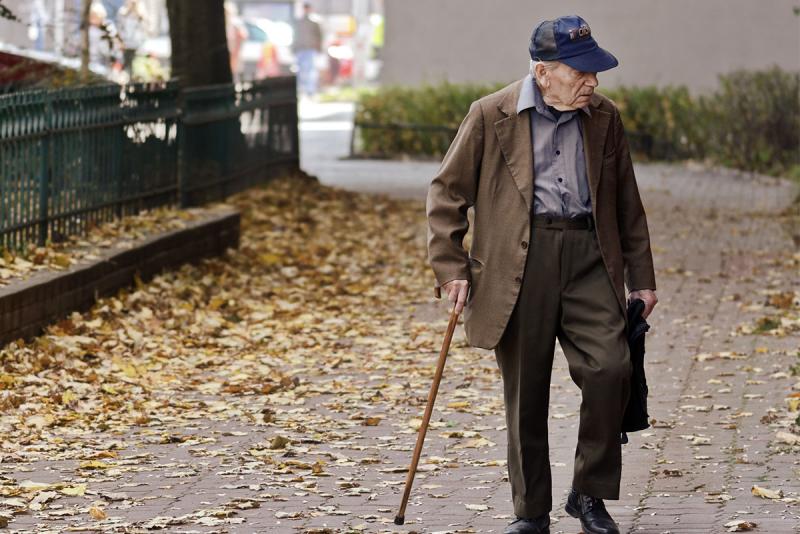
xmin=0 ymin=76 xmax=298 ymax=251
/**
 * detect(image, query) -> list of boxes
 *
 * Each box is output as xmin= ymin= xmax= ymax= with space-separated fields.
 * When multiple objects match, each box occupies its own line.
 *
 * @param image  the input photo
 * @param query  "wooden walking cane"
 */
xmin=394 ymin=293 xmax=461 ymax=526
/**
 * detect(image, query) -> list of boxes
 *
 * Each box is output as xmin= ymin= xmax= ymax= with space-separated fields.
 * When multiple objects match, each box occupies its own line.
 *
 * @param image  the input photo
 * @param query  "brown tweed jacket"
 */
xmin=426 ymin=76 xmax=657 ymax=349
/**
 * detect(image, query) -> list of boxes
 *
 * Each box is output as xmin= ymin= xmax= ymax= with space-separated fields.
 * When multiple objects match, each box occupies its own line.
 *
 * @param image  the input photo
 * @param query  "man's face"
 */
xmin=537 ymin=62 xmax=599 ymax=111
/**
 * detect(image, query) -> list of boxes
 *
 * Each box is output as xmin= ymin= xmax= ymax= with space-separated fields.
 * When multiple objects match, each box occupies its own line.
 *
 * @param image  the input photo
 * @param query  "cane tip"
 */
xmin=394 ymin=515 xmax=405 ymax=525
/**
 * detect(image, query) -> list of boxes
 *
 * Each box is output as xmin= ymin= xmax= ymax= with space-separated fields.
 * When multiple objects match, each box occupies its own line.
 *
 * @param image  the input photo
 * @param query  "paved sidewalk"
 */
xmin=1 ymin=103 xmax=798 ymax=533
xmin=299 ymin=100 xmax=440 ymax=199
xmin=307 ymin=160 xmax=800 ymax=534
xmin=297 ymin=105 xmax=799 ymax=533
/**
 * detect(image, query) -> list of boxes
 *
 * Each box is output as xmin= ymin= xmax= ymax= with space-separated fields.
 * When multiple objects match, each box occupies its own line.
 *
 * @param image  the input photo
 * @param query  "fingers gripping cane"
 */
xmin=395 ymin=288 xmax=461 ymax=526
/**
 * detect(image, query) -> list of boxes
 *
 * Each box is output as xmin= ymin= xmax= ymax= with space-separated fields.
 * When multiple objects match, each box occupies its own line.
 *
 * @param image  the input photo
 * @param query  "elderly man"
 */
xmin=425 ymin=15 xmax=658 ymax=534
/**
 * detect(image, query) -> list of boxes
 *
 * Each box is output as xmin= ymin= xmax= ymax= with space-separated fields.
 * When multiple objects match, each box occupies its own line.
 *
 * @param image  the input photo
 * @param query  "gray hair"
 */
xmin=90 ymin=1 xmax=107 ymax=19
xmin=529 ymin=59 xmax=559 ymax=78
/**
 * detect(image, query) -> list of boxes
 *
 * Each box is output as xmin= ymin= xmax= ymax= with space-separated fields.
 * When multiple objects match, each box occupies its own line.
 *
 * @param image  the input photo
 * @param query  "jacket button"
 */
xmin=515 ymin=276 xmax=522 ymax=283
xmin=521 ymin=241 xmax=528 ymax=249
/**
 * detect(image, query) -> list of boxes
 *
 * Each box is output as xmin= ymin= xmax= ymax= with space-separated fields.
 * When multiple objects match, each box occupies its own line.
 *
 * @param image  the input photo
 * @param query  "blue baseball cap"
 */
xmin=529 ymin=15 xmax=618 ymax=73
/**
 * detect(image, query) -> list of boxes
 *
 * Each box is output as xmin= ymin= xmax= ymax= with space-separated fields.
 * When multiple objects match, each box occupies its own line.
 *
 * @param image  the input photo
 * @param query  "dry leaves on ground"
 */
xmin=0 ymin=205 xmax=229 ymax=287
xmin=0 ymin=177 xmax=504 ymax=531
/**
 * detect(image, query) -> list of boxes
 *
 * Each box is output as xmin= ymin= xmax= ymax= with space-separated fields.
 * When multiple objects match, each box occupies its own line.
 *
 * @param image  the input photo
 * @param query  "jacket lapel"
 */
xmin=494 ymin=79 xmax=533 ymax=211
xmin=581 ymin=95 xmax=611 ymax=208
xmin=495 ymin=80 xmax=612 ymax=213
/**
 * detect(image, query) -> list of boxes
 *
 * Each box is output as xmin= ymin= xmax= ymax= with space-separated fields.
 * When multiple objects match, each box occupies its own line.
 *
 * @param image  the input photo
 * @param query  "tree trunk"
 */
xmin=166 ymin=0 xmax=232 ymax=88
xmin=167 ymin=0 xmax=243 ymax=207
xmin=80 ymin=0 xmax=91 ymax=82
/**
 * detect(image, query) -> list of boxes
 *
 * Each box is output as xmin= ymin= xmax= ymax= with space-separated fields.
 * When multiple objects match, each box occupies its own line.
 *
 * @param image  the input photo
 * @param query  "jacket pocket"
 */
xmin=467 ymin=256 xmax=484 ymax=304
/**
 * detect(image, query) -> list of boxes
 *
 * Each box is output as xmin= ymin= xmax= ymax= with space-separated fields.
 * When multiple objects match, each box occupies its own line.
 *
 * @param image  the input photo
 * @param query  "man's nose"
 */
xmin=585 ymin=73 xmax=599 ymax=87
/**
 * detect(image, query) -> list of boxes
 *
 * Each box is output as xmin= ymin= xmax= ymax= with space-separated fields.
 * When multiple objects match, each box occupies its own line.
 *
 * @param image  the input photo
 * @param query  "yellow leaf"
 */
xmin=60 ymin=484 xmax=86 ymax=496
xmin=776 ymin=431 xmax=800 ymax=445
xmin=751 ymin=485 xmax=783 ymax=499
xmin=269 ymin=435 xmax=290 ymax=449
xmin=51 ymin=253 xmax=71 ymax=268
xmin=89 ymin=506 xmax=107 ymax=520
xmin=19 ymin=480 xmax=53 ymax=491
xmin=208 ymin=297 xmax=226 ymax=310
xmin=79 ymin=460 xmax=109 ymax=470
xmin=453 ymin=437 xmax=496 ymax=449
xmin=259 ymin=253 xmax=282 ymax=266
xmin=0 ymin=374 xmax=16 ymax=389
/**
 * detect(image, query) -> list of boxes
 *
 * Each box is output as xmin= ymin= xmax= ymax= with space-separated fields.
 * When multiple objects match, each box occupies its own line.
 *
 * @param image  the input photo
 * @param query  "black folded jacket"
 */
xmin=620 ymin=298 xmax=651 ymax=444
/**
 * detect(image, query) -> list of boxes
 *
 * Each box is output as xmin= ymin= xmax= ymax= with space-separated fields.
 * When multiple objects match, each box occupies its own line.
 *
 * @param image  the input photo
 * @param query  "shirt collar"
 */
xmin=516 ymin=73 xmax=592 ymax=118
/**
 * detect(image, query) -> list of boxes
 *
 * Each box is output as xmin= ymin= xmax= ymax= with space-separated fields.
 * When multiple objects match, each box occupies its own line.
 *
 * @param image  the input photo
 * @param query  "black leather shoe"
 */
xmin=503 ymin=513 xmax=550 ymax=534
xmin=564 ymin=488 xmax=620 ymax=534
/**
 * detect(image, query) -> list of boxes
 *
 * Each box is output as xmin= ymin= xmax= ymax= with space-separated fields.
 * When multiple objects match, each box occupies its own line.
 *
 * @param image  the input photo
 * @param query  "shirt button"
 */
xmin=556 ymin=150 xmax=561 ymax=155
xmin=521 ymin=241 xmax=528 ymax=249
xmin=558 ymin=177 xmax=563 ymax=183
xmin=515 ymin=276 xmax=522 ymax=283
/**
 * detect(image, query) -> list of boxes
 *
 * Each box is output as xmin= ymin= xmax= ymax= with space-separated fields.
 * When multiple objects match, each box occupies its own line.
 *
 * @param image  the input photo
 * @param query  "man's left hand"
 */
xmin=628 ymin=289 xmax=658 ymax=319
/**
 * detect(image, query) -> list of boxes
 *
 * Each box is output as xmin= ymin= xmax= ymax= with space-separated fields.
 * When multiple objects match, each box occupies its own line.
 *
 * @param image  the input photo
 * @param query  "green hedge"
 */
xmin=354 ymin=67 xmax=800 ymax=178
xmin=354 ymin=82 xmax=505 ymax=156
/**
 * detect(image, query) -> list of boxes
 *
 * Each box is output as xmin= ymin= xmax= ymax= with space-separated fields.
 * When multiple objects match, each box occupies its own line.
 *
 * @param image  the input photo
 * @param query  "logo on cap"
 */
xmin=529 ymin=15 xmax=619 ymax=73
xmin=568 ymin=24 xmax=591 ymax=41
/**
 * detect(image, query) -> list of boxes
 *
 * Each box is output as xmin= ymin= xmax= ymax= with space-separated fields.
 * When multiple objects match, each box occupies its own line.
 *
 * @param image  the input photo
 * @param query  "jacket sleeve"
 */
xmin=425 ymin=100 xmax=484 ymax=296
xmin=613 ymin=106 xmax=657 ymax=292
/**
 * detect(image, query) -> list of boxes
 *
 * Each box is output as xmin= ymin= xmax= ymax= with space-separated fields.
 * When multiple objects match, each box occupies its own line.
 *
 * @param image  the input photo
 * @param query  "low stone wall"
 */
xmin=0 ymin=208 xmax=240 ymax=347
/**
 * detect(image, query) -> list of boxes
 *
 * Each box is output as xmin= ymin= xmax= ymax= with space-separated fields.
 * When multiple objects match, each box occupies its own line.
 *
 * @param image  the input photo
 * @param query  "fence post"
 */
xmin=37 ymin=92 xmax=52 ymax=247
xmin=115 ymin=87 xmax=124 ymax=219
xmin=176 ymin=92 xmax=187 ymax=208
xmin=290 ymin=93 xmax=300 ymax=162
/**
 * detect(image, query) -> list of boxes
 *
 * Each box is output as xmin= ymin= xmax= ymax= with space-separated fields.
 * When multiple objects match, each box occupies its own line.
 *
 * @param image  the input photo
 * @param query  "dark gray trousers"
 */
xmin=494 ymin=215 xmax=631 ymax=519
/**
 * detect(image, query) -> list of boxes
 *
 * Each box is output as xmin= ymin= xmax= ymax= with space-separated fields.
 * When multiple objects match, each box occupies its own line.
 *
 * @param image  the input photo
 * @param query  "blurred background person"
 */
xmin=293 ymin=2 xmax=322 ymax=97
xmin=116 ymin=0 xmax=148 ymax=79
xmin=26 ymin=0 xmax=48 ymax=52
xmin=225 ymin=1 xmax=249 ymax=81
xmin=88 ymin=1 xmax=122 ymax=72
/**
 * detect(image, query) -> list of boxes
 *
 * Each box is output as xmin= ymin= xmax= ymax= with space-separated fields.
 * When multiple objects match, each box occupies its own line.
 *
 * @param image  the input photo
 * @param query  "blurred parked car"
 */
xmin=241 ymin=18 xmax=294 ymax=79
xmin=138 ymin=18 xmax=294 ymax=82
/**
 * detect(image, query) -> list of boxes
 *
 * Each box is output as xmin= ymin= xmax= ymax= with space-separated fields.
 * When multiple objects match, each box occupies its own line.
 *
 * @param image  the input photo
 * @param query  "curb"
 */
xmin=0 ymin=208 xmax=240 ymax=348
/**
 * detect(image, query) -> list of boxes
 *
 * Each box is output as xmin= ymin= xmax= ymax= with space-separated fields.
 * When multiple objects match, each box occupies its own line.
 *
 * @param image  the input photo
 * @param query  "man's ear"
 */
xmin=535 ymin=64 xmax=549 ymax=88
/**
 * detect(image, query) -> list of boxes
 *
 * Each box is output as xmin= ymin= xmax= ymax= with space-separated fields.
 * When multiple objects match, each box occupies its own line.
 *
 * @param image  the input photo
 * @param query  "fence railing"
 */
xmin=350 ymin=119 xmax=676 ymax=161
xmin=0 ymin=76 xmax=299 ymax=252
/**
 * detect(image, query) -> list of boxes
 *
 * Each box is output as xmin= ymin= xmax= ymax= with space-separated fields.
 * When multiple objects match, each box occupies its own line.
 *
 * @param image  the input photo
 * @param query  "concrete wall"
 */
xmin=0 ymin=0 xmax=36 ymax=49
xmin=380 ymin=0 xmax=800 ymax=92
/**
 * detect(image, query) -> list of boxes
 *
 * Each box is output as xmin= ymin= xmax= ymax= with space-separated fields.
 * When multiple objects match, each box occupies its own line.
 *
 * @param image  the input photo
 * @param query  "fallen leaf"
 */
xmin=89 ymin=506 xmax=107 ymax=520
xmin=751 ymin=485 xmax=783 ymax=499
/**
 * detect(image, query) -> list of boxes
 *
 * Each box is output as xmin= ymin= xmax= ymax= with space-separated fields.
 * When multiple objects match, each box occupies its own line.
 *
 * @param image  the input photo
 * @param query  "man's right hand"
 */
xmin=441 ymin=279 xmax=470 ymax=314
